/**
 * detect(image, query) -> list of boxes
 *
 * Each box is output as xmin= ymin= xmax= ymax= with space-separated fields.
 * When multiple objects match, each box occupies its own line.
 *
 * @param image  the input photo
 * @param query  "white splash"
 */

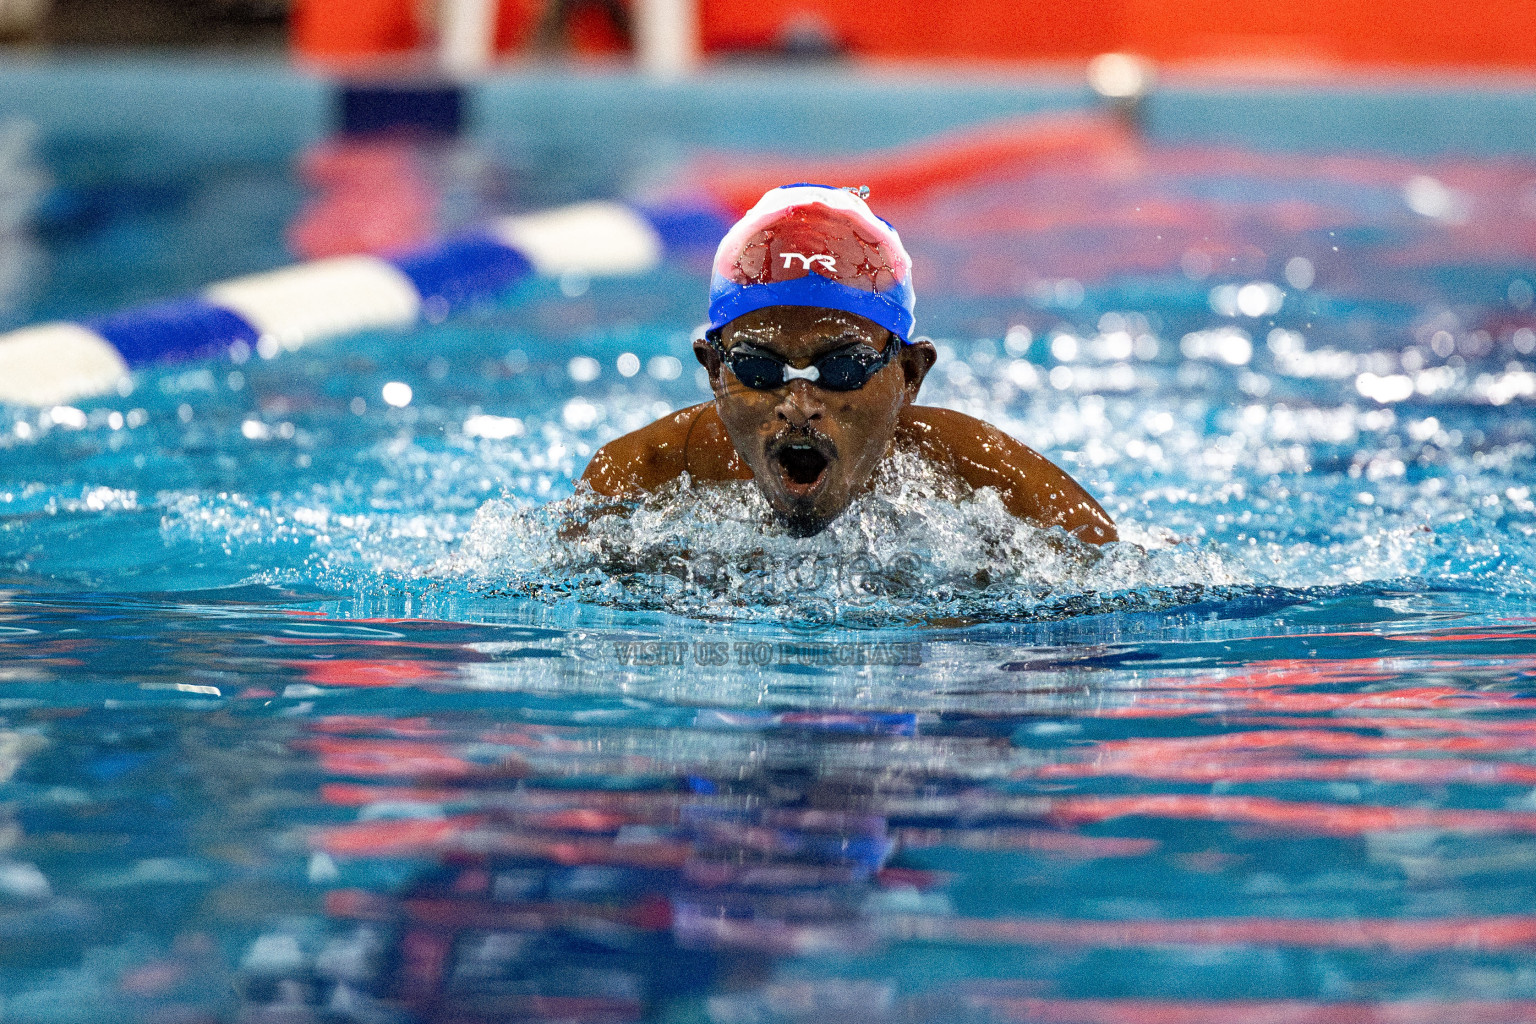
xmin=436 ymin=451 xmax=1250 ymax=626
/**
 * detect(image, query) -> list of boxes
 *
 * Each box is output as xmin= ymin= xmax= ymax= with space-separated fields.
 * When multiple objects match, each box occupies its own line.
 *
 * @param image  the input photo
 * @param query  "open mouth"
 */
xmin=774 ymin=442 xmax=830 ymax=496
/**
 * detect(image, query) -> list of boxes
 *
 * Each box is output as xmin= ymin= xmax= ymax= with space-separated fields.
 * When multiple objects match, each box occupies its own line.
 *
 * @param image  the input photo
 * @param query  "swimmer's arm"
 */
xmin=898 ymin=406 xmax=1117 ymax=544
xmin=581 ymin=403 xmax=751 ymax=496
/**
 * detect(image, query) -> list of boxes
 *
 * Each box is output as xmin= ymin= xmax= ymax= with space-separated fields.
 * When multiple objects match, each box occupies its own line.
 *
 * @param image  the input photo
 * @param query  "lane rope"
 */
xmin=0 ymin=201 xmax=725 ymax=407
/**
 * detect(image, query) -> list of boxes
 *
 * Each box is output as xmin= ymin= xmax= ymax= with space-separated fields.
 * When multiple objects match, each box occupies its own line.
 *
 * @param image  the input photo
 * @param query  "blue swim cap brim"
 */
xmin=708 ymin=274 xmax=915 ymax=342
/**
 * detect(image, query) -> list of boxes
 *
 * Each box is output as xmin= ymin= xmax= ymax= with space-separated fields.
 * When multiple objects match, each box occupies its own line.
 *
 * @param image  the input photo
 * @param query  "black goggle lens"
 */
xmin=815 ymin=352 xmax=879 ymax=390
xmin=715 ymin=338 xmax=893 ymax=392
xmin=725 ymin=353 xmax=792 ymax=390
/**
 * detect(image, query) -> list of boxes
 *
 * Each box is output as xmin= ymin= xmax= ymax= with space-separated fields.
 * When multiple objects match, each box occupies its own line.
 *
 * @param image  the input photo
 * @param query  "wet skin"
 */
xmin=581 ymin=306 xmax=1117 ymax=543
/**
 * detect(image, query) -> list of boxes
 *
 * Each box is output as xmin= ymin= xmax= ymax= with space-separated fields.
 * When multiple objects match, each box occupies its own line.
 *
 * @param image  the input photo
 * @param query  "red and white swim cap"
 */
xmin=708 ymin=184 xmax=915 ymax=341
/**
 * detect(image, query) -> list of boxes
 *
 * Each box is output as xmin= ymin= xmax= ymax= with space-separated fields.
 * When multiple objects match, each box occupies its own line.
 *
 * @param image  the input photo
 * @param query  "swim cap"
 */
xmin=708 ymin=184 xmax=915 ymax=342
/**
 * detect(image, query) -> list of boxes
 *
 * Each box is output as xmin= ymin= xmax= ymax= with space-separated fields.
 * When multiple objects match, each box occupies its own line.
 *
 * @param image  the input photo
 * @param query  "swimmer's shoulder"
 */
xmin=581 ymin=403 xmax=751 ymax=497
xmin=896 ymin=405 xmax=1034 ymax=470
xmin=897 ymin=405 xmax=1118 ymax=544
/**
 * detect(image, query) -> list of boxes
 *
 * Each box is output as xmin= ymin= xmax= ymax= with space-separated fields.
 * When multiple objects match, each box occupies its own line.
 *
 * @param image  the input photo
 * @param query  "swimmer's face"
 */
xmin=694 ymin=306 xmax=937 ymax=537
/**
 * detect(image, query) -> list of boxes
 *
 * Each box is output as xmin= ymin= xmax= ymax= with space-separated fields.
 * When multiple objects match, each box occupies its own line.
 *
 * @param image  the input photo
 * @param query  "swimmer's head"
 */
xmin=706 ymin=183 xmax=916 ymax=342
xmin=695 ymin=186 xmax=936 ymax=536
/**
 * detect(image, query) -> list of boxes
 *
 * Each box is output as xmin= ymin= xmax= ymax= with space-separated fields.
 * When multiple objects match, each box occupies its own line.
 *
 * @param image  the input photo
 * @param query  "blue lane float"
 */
xmin=0 ymin=201 xmax=727 ymax=407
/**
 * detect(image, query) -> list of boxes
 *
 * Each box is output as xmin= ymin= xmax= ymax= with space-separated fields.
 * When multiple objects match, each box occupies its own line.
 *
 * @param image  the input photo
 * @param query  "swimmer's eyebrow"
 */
xmin=723 ymin=335 xmax=785 ymax=360
xmin=725 ymin=331 xmax=778 ymax=350
xmin=727 ymin=326 xmax=881 ymax=355
xmin=811 ymin=330 xmax=888 ymax=356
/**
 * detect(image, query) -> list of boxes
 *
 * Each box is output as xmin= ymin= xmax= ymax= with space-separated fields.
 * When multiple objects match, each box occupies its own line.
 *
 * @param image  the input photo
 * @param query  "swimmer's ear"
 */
xmin=898 ymin=336 xmax=937 ymax=399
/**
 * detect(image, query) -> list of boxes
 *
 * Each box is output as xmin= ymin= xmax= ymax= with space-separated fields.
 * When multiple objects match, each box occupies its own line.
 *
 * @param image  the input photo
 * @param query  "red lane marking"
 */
xmin=1395 ymin=633 xmax=1536 ymax=642
xmin=1039 ymin=757 xmax=1536 ymax=787
xmin=975 ymin=997 xmax=1536 ymax=1023
xmin=316 ymin=816 xmax=481 ymax=855
xmin=1170 ymin=658 xmax=1404 ymax=689
xmin=693 ymin=113 xmax=1132 ymax=215
xmin=1031 ymin=727 xmax=1536 ymax=787
xmin=296 ymin=736 xmax=535 ymax=780
xmin=1168 ymin=659 xmax=1536 ymax=695
xmin=295 ymin=658 xmax=454 ymax=688
xmin=296 ymin=736 xmax=479 ymax=778
xmin=1232 ymin=716 xmax=1536 ymax=734
xmin=1053 ymin=651 xmax=1536 ymax=720
xmin=903 ymin=915 xmax=1536 ymax=950
xmin=1051 ymin=794 xmax=1536 ymax=835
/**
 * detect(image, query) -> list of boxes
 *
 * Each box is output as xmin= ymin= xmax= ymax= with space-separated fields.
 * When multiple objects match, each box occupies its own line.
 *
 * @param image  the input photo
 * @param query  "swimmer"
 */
xmin=582 ymin=184 xmax=1116 ymax=543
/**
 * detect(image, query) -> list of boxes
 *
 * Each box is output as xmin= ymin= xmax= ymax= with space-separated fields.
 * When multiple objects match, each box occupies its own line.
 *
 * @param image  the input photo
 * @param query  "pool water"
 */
xmin=4 ymin=79 xmax=1536 ymax=1023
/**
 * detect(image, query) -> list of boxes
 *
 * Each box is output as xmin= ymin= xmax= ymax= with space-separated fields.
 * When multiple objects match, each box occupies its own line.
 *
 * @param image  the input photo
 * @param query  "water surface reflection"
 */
xmin=3 ymin=589 xmax=1536 ymax=1021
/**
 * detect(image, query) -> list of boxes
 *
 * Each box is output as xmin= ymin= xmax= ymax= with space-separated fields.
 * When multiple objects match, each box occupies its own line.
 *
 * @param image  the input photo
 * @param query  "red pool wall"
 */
xmin=702 ymin=0 xmax=1536 ymax=68
xmin=293 ymin=0 xmax=1536 ymax=70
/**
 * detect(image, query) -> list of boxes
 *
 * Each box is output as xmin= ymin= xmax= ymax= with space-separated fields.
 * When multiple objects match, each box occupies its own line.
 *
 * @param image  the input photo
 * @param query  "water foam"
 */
xmin=437 ymin=450 xmax=1251 ymax=626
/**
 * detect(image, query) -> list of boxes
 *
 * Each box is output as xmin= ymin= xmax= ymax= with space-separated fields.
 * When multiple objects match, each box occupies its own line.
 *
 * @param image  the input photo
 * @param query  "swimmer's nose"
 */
xmin=775 ymin=380 xmax=823 ymax=429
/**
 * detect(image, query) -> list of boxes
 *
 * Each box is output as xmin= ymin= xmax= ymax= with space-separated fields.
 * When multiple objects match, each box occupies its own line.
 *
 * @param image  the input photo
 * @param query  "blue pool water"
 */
xmin=4 ymin=65 xmax=1536 ymax=1023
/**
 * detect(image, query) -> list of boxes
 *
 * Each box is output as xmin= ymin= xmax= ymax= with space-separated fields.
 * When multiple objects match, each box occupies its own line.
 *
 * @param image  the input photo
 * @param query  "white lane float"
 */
xmin=0 ymin=200 xmax=718 ymax=407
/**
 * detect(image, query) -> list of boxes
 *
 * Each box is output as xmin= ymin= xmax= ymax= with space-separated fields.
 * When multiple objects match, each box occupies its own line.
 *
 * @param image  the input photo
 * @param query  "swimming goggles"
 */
xmin=708 ymin=332 xmax=898 ymax=392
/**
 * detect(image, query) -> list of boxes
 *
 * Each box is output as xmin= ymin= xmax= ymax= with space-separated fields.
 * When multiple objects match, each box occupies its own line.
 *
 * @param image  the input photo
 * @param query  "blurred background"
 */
xmin=2 ymin=0 xmax=1535 ymax=71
